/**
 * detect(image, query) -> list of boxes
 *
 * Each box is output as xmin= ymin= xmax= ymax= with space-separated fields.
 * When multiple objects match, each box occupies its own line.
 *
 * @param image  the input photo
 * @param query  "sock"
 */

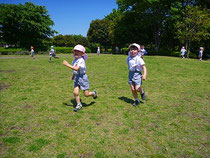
xmin=77 ymin=102 xmax=82 ymax=106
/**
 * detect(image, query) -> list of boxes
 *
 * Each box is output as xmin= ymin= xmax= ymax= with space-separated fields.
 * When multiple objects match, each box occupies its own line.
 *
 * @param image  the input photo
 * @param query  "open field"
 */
xmin=0 ymin=54 xmax=209 ymax=157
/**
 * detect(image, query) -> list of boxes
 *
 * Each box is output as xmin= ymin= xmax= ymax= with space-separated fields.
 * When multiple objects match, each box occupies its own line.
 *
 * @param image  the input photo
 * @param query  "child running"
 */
xmin=127 ymin=43 xmax=147 ymax=106
xmin=63 ymin=44 xmax=97 ymax=112
xmin=30 ymin=46 xmax=35 ymax=60
xmin=180 ymin=46 xmax=186 ymax=59
xmin=140 ymin=45 xmax=147 ymax=59
xmin=49 ymin=46 xmax=59 ymax=62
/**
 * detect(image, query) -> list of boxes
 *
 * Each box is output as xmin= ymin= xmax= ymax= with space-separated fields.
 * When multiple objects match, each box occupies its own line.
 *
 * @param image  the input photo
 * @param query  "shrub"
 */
xmin=54 ymin=47 xmax=73 ymax=54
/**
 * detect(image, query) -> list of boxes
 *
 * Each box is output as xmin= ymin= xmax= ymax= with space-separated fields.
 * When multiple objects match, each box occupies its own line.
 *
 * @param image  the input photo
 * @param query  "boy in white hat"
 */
xmin=63 ymin=44 xmax=97 ymax=112
xmin=127 ymin=43 xmax=147 ymax=106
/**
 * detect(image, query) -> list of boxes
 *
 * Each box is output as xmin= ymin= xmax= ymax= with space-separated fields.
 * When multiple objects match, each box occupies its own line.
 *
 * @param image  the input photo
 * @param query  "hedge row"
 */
xmin=0 ymin=47 xmax=206 ymax=59
xmin=0 ymin=47 xmax=91 ymax=55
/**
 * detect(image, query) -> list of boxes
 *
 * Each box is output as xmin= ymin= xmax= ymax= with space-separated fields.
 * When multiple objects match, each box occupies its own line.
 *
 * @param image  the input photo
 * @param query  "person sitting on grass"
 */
xmin=127 ymin=43 xmax=147 ymax=106
xmin=63 ymin=44 xmax=97 ymax=112
xmin=49 ymin=46 xmax=59 ymax=62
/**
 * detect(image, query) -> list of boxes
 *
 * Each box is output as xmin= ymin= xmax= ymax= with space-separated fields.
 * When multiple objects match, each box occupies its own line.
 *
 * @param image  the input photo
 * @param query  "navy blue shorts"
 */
xmin=74 ymin=74 xmax=89 ymax=90
xmin=128 ymin=71 xmax=142 ymax=86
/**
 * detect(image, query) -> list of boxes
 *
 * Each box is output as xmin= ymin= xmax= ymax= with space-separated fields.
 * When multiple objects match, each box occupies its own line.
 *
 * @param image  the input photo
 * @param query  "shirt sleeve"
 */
xmin=137 ymin=57 xmax=145 ymax=66
xmin=77 ymin=59 xmax=85 ymax=68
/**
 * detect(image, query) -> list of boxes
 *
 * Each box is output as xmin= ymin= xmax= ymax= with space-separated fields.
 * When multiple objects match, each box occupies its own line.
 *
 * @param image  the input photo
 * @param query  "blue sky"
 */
xmin=3 ymin=0 xmax=118 ymax=37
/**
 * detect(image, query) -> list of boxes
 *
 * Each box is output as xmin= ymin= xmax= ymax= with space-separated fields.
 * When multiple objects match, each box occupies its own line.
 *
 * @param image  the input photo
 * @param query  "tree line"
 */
xmin=0 ymin=1 xmax=209 ymax=57
xmin=87 ymin=0 xmax=209 ymax=57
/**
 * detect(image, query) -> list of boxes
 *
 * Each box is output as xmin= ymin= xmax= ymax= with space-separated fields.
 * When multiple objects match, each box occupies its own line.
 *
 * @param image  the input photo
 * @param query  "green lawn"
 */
xmin=0 ymin=54 xmax=209 ymax=158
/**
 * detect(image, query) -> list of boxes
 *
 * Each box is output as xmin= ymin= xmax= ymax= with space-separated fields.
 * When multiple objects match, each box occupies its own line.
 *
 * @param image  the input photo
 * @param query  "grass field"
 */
xmin=0 ymin=54 xmax=209 ymax=158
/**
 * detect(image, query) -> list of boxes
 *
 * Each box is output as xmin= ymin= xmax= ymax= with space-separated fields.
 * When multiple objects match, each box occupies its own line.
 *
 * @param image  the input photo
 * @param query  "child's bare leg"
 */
xmin=136 ymin=85 xmax=143 ymax=94
xmin=130 ymin=84 xmax=138 ymax=99
xmin=84 ymin=90 xmax=94 ymax=97
xmin=74 ymin=87 xmax=80 ymax=104
xmin=136 ymin=85 xmax=146 ymax=100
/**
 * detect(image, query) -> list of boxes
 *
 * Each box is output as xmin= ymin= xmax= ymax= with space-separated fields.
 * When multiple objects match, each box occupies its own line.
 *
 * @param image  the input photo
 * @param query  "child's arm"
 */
xmin=63 ymin=60 xmax=80 ymax=71
xmin=141 ymin=65 xmax=147 ymax=80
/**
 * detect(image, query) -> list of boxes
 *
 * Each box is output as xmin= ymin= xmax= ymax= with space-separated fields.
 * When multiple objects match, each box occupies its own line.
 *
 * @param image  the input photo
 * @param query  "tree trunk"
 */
xmin=154 ymin=29 xmax=161 ymax=52
xmin=186 ymin=39 xmax=191 ymax=58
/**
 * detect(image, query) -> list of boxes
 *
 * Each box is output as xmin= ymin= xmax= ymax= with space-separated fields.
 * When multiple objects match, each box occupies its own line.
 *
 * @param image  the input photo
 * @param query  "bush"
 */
xmin=121 ymin=48 xmax=129 ymax=55
xmin=0 ymin=48 xmax=23 ymax=55
xmin=54 ymin=47 xmax=73 ymax=54
xmin=85 ymin=47 xmax=91 ymax=53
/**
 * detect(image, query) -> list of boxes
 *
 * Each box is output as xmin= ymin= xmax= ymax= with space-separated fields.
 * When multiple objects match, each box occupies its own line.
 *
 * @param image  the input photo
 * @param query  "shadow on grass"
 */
xmin=63 ymin=99 xmax=96 ymax=108
xmin=118 ymin=96 xmax=143 ymax=104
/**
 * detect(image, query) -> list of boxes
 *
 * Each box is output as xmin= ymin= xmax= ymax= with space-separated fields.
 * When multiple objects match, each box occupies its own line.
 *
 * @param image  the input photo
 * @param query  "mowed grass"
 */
xmin=0 ymin=54 xmax=209 ymax=158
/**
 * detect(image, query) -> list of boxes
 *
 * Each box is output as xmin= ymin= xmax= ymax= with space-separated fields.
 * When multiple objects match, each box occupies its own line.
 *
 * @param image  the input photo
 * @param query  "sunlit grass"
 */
xmin=0 ymin=54 xmax=209 ymax=157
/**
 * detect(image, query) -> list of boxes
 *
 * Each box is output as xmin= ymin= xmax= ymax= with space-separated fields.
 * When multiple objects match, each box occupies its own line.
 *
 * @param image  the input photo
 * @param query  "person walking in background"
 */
xmin=49 ymin=46 xmax=59 ymax=62
xmin=127 ymin=43 xmax=147 ymax=106
xmin=180 ymin=46 xmax=186 ymax=59
xmin=30 ymin=46 xmax=35 ymax=60
xmin=198 ymin=47 xmax=204 ymax=61
xmin=140 ymin=45 xmax=147 ymax=59
xmin=116 ymin=46 xmax=119 ymax=54
xmin=97 ymin=46 xmax=100 ymax=55
xmin=63 ymin=44 xmax=97 ymax=112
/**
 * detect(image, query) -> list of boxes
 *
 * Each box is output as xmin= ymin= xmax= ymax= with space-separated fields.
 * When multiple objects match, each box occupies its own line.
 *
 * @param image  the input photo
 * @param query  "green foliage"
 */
xmin=87 ymin=19 xmax=112 ymax=51
xmin=52 ymin=34 xmax=89 ymax=47
xmin=0 ymin=2 xmax=56 ymax=50
xmin=101 ymin=0 xmax=210 ymax=52
xmin=54 ymin=47 xmax=73 ymax=54
xmin=175 ymin=6 xmax=210 ymax=57
xmin=0 ymin=48 xmax=22 ymax=55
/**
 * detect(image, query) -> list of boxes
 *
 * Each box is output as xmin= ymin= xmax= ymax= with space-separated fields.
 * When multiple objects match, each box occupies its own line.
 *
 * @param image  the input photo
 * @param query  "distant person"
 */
xmin=49 ymin=46 xmax=59 ymax=62
xmin=116 ymin=46 xmax=119 ymax=54
xmin=30 ymin=46 xmax=35 ymax=60
xmin=63 ymin=44 xmax=97 ymax=112
xmin=198 ymin=47 xmax=204 ymax=61
xmin=140 ymin=45 xmax=147 ymax=59
xmin=180 ymin=46 xmax=186 ymax=59
xmin=97 ymin=47 xmax=100 ymax=55
xmin=127 ymin=43 xmax=147 ymax=106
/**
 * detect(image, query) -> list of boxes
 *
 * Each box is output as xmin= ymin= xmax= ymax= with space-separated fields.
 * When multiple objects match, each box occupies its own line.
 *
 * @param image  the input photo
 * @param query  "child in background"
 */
xmin=97 ymin=47 xmax=100 ymax=55
xmin=30 ymin=46 xmax=35 ymax=60
xmin=127 ymin=43 xmax=147 ymax=106
xmin=49 ymin=46 xmax=59 ymax=62
xmin=198 ymin=47 xmax=204 ymax=61
xmin=180 ymin=46 xmax=186 ymax=59
xmin=63 ymin=44 xmax=97 ymax=112
xmin=140 ymin=45 xmax=147 ymax=59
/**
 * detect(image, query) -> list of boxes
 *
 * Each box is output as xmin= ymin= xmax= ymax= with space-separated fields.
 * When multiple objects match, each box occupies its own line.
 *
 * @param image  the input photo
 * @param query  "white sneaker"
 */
xmin=74 ymin=103 xmax=82 ymax=112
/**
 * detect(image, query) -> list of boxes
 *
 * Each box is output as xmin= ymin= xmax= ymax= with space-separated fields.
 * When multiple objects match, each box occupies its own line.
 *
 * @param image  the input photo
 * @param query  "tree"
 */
xmin=52 ymin=34 xmax=89 ymax=47
xmin=72 ymin=35 xmax=89 ymax=47
xmin=87 ymin=19 xmax=112 ymax=51
xmin=0 ymin=2 xmax=56 ymax=50
xmin=52 ymin=34 xmax=66 ymax=46
xmin=175 ymin=6 xmax=210 ymax=57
